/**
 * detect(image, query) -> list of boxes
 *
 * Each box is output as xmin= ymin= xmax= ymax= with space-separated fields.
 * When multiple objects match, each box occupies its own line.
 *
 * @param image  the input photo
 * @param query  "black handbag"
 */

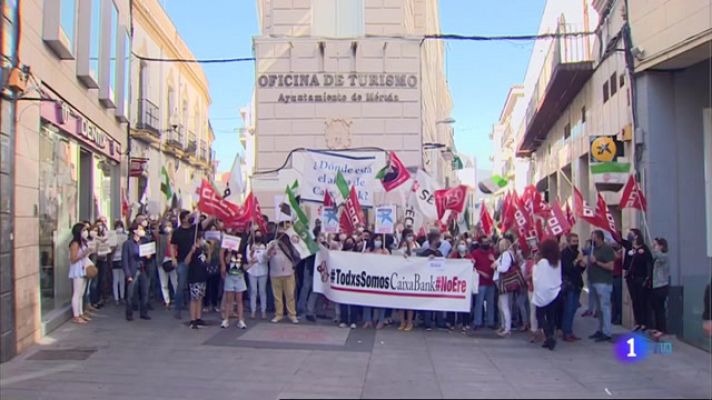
xmin=162 ymin=259 xmax=175 ymax=272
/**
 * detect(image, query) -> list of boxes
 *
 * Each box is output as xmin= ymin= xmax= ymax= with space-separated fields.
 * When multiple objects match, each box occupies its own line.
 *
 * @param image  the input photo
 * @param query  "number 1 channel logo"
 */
xmin=615 ymin=334 xmax=649 ymax=362
xmin=614 ymin=333 xmax=672 ymax=363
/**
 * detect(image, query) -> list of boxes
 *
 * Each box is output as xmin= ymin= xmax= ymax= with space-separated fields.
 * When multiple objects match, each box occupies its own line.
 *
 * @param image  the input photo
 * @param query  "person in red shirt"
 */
xmin=450 ymin=238 xmax=476 ymax=330
xmin=471 ymin=237 xmax=497 ymax=329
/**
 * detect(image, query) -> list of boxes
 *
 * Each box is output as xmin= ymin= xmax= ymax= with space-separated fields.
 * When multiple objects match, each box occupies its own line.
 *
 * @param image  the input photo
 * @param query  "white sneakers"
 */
xmin=222 ymin=319 xmax=247 ymax=329
xmin=221 ymin=319 xmax=230 ymax=329
xmin=238 ymin=320 xmax=247 ymax=329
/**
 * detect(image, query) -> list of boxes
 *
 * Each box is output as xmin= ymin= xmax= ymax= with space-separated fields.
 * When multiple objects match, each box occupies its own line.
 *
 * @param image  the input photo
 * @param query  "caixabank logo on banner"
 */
xmin=314 ymin=250 xmax=475 ymax=312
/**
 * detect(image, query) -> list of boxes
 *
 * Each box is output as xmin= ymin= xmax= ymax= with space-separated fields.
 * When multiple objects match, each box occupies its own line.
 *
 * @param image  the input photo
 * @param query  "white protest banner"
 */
xmin=313 ymin=250 xmax=474 ymax=312
xmin=321 ymin=206 xmax=339 ymax=234
xmin=221 ymin=234 xmax=242 ymax=251
xmin=414 ymin=170 xmax=440 ymax=221
xmin=139 ymin=242 xmax=156 ymax=257
xmin=204 ymin=230 xmax=222 ymax=242
xmin=289 ymin=150 xmax=384 ymax=207
xmin=375 ymin=205 xmax=396 ymax=234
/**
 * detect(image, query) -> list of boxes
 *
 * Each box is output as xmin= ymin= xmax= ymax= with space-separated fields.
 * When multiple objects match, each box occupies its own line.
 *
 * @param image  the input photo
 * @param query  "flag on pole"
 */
xmin=375 ymin=151 xmax=411 ymax=192
xmin=223 ymin=153 xmax=244 ymax=202
xmin=565 ymin=201 xmax=576 ymax=228
xmin=543 ymin=200 xmax=572 ymax=237
xmin=335 ymin=171 xmax=365 ymax=234
xmin=595 ymin=193 xmax=621 ymax=242
xmin=160 ymin=166 xmax=173 ymax=201
xmin=619 ymin=174 xmax=647 ymax=212
xmin=323 ymin=190 xmax=335 ymax=208
xmin=479 ymin=201 xmax=495 ymax=237
xmin=434 ymin=185 xmax=468 ymax=220
xmin=573 ymin=187 xmax=600 ymax=225
xmin=140 ymin=177 xmax=150 ymax=206
xmin=252 ymin=194 xmax=268 ymax=233
xmin=121 ymin=188 xmax=130 ymax=220
xmin=286 ymin=184 xmax=319 ymax=255
xmin=498 ymin=191 xmax=515 ymax=233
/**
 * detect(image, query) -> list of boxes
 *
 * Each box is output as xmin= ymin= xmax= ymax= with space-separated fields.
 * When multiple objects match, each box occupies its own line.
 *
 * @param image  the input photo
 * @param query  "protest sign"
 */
xmin=221 ymin=234 xmax=242 ymax=251
xmin=321 ymin=206 xmax=339 ymax=234
xmin=139 ymin=242 xmax=156 ymax=257
xmin=374 ymin=205 xmax=396 ymax=234
xmin=313 ymin=250 xmax=474 ymax=312
xmin=290 ymin=150 xmax=384 ymax=207
xmin=204 ymin=230 xmax=222 ymax=242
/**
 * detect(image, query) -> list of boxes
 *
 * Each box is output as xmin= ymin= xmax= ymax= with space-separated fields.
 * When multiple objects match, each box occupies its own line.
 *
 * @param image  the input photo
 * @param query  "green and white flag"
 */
xmin=478 ymin=174 xmax=508 ymax=194
xmin=160 ymin=166 xmax=173 ymax=201
xmin=286 ymin=184 xmax=319 ymax=256
xmin=591 ymin=162 xmax=630 ymax=192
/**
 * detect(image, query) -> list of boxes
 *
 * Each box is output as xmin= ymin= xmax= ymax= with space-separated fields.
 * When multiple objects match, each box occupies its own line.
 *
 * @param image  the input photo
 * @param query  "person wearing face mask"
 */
xmin=362 ymin=236 xmax=390 ymax=329
xmin=420 ymin=234 xmax=445 ymax=331
xmin=187 ymin=234 xmax=210 ymax=329
xmin=471 ymin=237 xmax=497 ymax=330
xmin=157 ymin=222 xmax=178 ymax=309
xmin=170 ymin=210 xmax=198 ymax=319
xmin=560 ymin=233 xmax=586 ymax=341
xmin=122 ymin=223 xmax=151 ymax=321
xmin=91 ymin=217 xmax=112 ymax=309
xmin=587 ymin=230 xmax=616 ymax=342
xmin=628 ymin=236 xmax=653 ymax=332
xmin=221 ymin=242 xmax=249 ymax=329
xmin=396 ymin=229 xmax=419 ymax=331
xmin=247 ymin=229 xmax=269 ymax=320
xmin=68 ymin=223 xmax=96 ymax=324
xmin=111 ymin=221 xmax=128 ymax=306
xmin=449 ymin=238 xmax=476 ymax=330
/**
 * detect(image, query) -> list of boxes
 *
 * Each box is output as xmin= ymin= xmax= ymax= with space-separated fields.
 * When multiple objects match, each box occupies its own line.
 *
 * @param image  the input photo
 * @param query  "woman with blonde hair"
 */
xmin=494 ymin=238 xmax=515 ymax=337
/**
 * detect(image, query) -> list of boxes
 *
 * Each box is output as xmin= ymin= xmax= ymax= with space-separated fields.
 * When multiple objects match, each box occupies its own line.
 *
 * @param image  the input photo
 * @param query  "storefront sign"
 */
xmin=313 ymin=250 xmax=474 ymax=312
xmin=257 ymin=72 xmax=418 ymax=104
xmin=40 ymin=99 xmax=122 ymax=162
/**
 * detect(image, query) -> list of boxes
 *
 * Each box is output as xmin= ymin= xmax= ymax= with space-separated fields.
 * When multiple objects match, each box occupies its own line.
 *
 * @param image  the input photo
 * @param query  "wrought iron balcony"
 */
xmin=186 ymin=131 xmax=197 ymax=154
xmin=199 ymin=140 xmax=208 ymax=161
xmin=165 ymin=124 xmax=184 ymax=149
xmin=136 ymin=98 xmax=160 ymax=136
xmin=517 ymin=23 xmax=594 ymax=156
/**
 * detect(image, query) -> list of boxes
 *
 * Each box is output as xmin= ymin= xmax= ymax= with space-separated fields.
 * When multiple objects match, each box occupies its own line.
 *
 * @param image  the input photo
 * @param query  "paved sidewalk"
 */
xmin=1 ymin=305 xmax=710 ymax=399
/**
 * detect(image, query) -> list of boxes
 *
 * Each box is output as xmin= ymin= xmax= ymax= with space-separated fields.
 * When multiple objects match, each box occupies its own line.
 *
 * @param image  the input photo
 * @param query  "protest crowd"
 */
xmin=64 ymin=151 xmax=682 ymax=351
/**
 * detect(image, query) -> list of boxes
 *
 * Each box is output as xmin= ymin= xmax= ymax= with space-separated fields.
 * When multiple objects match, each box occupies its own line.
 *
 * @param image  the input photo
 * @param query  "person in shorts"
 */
xmin=187 ymin=233 xmax=209 ymax=329
xmin=221 ymin=242 xmax=248 ymax=329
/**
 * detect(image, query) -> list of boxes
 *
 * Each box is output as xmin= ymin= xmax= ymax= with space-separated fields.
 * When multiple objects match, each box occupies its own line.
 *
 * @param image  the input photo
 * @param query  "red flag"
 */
xmin=252 ymin=194 xmax=268 ymax=233
xmin=619 ymin=175 xmax=648 ymax=212
xmin=434 ymin=185 xmax=468 ymax=220
xmin=121 ymin=188 xmax=130 ymax=219
xmin=479 ymin=201 xmax=495 ymax=236
xmin=340 ymin=186 xmax=365 ymax=234
xmin=378 ymin=152 xmax=411 ymax=192
xmin=565 ymin=202 xmax=576 ymax=228
xmin=323 ymin=190 xmax=335 ymax=208
xmin=512 ymin=193 xmax=536 ymax=253
xmin=499 ymin=191 xmax=514 ymax=233
xmin=596 ymin=193 xmax=621 ymax=242
xmin=543 ymin=200 xmax=572 ymax=237
xmin=573 ymin=187 xmax=600 ymax=225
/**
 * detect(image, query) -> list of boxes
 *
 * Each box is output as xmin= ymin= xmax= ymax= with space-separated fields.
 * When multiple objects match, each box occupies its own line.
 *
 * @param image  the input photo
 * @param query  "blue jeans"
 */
xmin=592 ymin=283 xmax=612 ymax=336
xmin=126 ymin=270 xmax=149 ymax=318
xmin=612 ymin=276 xmax=622 ymax=324
xmin=561 ymin=288 xmax=581 ymax=335
xmin=297 ymin=267 xmax=313 ymax=315
xmin=474 ymin=285 xmax=495 ymax=327
xmin=173 ymin=262 xmax=188 ymax=317
xmin=362 ymin=307 xmax=385 ymax=323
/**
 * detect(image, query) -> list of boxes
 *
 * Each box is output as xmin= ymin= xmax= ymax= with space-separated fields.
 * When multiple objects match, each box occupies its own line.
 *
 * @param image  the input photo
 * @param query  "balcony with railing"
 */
xmin=516 ymin=22 xmax=594 ymax=156
xmin=136 ymin=98 xmax=160 ymax=136
xmin=185 ymin=131 xmax=197 ymax=155
xmin=199 ymin=140 xmax=208 ymax=161
xmin=165 ymin=124 xmax=184 ymax=149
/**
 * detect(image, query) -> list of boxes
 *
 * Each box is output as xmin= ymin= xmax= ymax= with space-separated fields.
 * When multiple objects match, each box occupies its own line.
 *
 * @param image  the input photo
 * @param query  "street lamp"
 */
xmin=436 ymin=117 xmax=456 ymax=125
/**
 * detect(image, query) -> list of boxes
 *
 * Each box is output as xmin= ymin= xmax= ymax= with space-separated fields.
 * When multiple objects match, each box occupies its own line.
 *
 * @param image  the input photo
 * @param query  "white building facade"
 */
xmin=252 ymin=0 xmax=454 ymax=219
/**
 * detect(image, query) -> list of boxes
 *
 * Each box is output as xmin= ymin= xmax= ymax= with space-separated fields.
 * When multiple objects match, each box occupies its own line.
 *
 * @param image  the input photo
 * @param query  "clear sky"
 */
xmin=162 ymin=0 xmax=545 ymax=173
